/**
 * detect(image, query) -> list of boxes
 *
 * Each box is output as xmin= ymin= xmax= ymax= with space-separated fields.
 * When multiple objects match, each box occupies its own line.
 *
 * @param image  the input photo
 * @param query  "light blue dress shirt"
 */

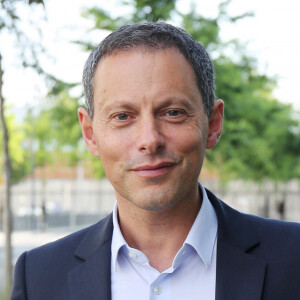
xmin=111 ymin=183 xmax=218 ymax=300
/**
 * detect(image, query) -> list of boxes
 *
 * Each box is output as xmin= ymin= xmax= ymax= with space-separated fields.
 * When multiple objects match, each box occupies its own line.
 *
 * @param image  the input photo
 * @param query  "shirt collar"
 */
xmin=184 ymin=182 xmax=218 ymax=268
xmin=111 ymin=181 xmax=218 ymax=271
xmin=111 ymin=202 xmax=127 ymax=271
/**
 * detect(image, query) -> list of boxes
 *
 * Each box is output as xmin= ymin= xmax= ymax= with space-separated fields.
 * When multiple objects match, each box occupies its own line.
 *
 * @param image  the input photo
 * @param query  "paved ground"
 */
xmin=0 ymin=227 xmax=82 ymax=293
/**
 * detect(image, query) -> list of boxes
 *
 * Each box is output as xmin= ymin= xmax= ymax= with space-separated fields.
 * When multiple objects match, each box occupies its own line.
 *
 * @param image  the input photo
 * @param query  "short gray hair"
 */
xmin=82 ymin=22 xmax=216 ymax=119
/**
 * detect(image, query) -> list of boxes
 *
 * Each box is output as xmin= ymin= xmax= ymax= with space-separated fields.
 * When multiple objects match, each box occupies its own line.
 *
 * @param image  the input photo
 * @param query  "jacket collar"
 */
xmin=68 ymin=214 xmax=113 ymax=300
xmin=206 ymin=189 xmax=266 ymax=300
xmin=74 ymin=214 xmax=113 ymax=260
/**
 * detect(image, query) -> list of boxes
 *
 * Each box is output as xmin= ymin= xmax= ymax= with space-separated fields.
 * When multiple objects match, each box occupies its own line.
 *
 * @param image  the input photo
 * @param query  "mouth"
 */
xmin=131 ymin=162 xmax=176 ymax=178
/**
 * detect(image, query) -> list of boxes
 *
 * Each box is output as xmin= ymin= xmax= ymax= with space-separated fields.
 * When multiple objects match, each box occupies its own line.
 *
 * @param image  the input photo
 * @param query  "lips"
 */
xmin=131 ymin=162 xmax=175 ymax=178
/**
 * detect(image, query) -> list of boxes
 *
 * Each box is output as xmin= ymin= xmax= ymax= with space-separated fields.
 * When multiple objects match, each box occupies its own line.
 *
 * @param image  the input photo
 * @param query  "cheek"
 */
xmin=166 ymin=125 xmax=206 ymax=155
xmin=96 ymin=131 xmax=132 ymax=168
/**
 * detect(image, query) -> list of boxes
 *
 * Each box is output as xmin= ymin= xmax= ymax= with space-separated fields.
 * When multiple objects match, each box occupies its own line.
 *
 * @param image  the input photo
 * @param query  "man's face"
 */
xmin=79 ymin=48 xmax=223 ymax=212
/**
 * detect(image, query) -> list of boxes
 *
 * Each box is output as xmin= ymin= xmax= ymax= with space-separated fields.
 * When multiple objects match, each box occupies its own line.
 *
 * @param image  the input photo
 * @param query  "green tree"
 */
xmin=0 ymin=106 xmax=31 ymax=184
xmin=0 ymin=0 xmax=45 ymax=291
xmin=29 ymin=90 xmax=106 ymax=178
xmin=211 ymin=50 xmax=300 ymax=182
xmin=83 ymin=0 xmax=175 ymax=30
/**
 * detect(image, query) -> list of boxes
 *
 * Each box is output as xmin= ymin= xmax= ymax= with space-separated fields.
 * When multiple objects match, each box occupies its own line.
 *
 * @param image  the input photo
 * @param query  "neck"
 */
xmin=116 ymin=186 xmax=202 ymax=272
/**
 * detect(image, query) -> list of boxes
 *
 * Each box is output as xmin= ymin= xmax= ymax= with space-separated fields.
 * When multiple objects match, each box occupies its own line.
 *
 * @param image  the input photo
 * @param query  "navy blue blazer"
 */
xmin=11 ymin=189 xmax=300 ymax=300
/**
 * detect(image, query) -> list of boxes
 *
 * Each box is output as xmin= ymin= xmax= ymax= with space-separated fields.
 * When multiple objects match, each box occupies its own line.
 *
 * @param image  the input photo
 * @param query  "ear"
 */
xmin=206 ymin=100 xmax=224 ymax=149
xmin=78 ymin=107 xmax=100 ymax=157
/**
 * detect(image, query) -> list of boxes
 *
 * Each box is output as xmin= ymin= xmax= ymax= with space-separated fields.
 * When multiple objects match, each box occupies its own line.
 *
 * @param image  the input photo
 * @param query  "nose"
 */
xmin=136 ymin=117 xmax=165 ymax=154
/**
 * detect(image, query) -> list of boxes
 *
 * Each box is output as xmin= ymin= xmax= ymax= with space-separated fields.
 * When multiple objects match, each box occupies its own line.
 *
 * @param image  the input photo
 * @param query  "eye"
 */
xmin=114 ymin=113 xmax=130 ymax=121
xmin=166 ymin=109 xmax=182 ymax=117
xmin=161 ymin=108 xmax=187 ymax=123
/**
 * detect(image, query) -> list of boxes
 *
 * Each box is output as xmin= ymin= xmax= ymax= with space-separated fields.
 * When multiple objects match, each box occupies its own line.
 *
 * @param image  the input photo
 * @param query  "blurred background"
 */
xmin=0 ymin=0 xmax=300 ymax=297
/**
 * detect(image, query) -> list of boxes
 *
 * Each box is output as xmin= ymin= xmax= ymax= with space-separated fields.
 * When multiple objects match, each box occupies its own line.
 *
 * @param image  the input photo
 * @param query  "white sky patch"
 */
xmin=220 ymin=0 xmax=300 ymax=108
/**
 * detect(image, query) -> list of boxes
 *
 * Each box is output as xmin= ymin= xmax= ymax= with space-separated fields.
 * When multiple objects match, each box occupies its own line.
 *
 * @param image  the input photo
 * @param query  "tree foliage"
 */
xmin=24 ymin=91 xmax=106 ymax=178
xmin=0 ymin=0 xmax=45 ymax=291
xmin=0 ymin=0 xmax=48 ymax=181
xmin=0 ymin=106 xmax=29 ymax=183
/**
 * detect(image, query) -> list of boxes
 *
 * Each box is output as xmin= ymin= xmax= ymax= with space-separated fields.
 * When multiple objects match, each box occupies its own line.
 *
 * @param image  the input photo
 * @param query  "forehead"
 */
xmin=95 ymin=47 xmax=197 ymax=86
xmin=92 ymin=48 xmax=201 ymax=110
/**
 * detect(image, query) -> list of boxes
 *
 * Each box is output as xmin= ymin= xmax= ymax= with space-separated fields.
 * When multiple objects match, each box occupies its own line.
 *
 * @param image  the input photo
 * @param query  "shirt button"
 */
xmin=153 ymin=286 xmax=161 ymax=295
xmin=129 ymin=251 xmax=137 ymax=259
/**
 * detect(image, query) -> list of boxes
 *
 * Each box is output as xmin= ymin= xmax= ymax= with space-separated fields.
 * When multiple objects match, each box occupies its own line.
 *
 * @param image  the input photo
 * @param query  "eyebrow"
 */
xmin=99 ymin=96 xmax=196 ymax=114
xmin=155 ymin=97 xmax=195 ymax=110
xmin=100 ymin=100 xmax=138 ymax=114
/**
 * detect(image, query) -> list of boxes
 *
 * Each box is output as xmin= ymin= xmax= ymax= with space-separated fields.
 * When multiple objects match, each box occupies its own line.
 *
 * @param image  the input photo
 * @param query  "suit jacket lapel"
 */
xmin=68 ymin=214 xmax=113 ymax=300
xmin=216 ymin=237 xmax=266 ymax=300
xmin=206 ymin=189 xmax=267 ymax=300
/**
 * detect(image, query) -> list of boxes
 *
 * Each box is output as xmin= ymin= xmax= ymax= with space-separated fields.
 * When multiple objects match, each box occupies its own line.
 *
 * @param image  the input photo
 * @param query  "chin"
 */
xmin=132 ymin=192 xmax=179 ymax=212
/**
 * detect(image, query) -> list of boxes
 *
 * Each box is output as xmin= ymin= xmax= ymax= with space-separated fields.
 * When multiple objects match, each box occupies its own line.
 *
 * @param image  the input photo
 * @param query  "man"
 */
xmin=11 ymin=22 xmax=300 ymax=300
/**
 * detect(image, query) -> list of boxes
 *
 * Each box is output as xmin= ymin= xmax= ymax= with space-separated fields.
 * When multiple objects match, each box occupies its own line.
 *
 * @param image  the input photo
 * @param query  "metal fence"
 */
xmin=0 ymin=177 xmax=300 ymax=232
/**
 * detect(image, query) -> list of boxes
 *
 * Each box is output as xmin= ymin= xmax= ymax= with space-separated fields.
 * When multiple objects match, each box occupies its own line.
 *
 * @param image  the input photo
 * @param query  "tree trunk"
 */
xmin=0 ymin=53 xmax=13 ymax=292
